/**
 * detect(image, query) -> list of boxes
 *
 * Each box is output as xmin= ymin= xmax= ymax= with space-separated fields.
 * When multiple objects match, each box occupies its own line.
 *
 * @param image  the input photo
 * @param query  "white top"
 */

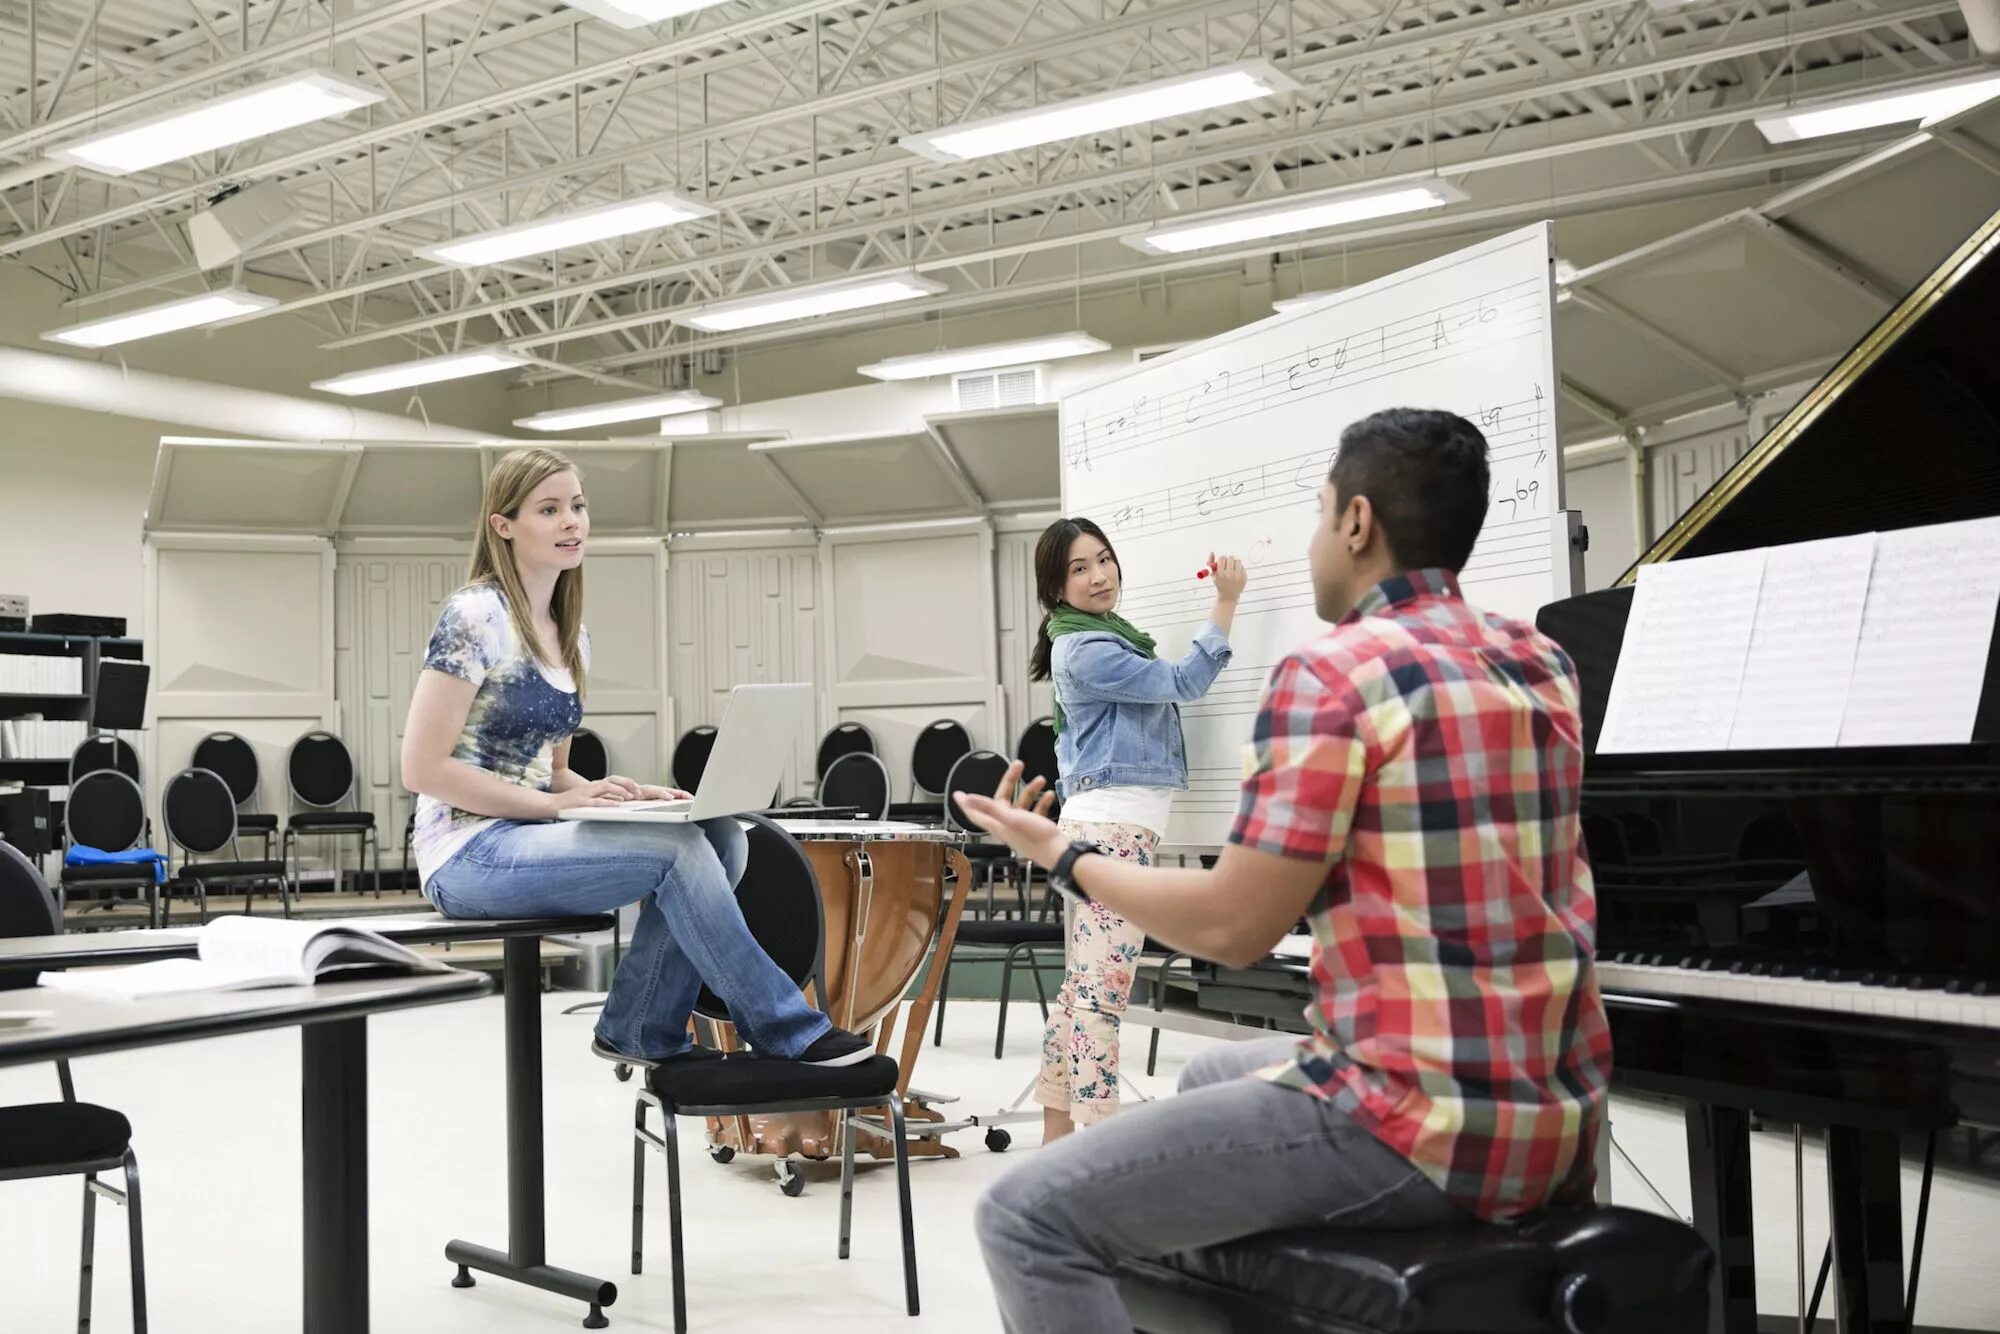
xmin=1058 ymin=784 xmax=1175 ymax=839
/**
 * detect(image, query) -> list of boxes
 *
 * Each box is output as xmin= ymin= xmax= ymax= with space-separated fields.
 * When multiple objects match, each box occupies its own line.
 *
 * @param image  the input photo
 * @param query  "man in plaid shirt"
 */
xmin=959 ymin=408 xmax=1612 ymax=1334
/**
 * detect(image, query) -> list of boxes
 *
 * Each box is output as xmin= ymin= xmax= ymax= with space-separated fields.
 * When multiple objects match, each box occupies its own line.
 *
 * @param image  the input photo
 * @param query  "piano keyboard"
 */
xmin=1597 ymin=959 xmax=2000 ymax=1030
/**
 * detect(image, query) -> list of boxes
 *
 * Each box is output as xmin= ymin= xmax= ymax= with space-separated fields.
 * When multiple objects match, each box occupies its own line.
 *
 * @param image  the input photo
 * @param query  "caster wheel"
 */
xmin=709 ymin=1144 xmax=736 ymax=1164
xmin=613 ymin=1063 xmax=632 ymax=1082
xmin=985 ymin=1128 xmax=1012 ymax=1153
xmin=776 ymin=1162 xmax=806 ymax=1197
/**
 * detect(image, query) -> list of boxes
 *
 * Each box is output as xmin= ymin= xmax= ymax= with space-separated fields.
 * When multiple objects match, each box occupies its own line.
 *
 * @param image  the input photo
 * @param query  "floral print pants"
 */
xmin=1034 ymin=819 xmax=1159 ymax=1125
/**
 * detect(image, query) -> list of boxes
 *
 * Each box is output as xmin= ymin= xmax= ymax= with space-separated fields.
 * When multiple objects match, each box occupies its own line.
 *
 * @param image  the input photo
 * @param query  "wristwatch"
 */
xmin=1048 ymin=839 xmax=1101 ymax=903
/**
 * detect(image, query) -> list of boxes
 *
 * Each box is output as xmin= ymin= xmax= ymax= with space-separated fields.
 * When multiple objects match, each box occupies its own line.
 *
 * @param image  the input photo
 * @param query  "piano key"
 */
xmin=1598 ymin=960 xmax=2000 ymax=1030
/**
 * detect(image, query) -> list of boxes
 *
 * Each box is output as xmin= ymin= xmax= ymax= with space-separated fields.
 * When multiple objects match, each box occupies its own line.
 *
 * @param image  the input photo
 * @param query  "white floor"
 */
xmin=3 ymin=996 xmax=1996 ymax=1332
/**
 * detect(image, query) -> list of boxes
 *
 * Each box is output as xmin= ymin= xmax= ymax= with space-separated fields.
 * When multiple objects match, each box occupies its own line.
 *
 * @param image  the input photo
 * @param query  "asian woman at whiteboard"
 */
xmin=1027 ymin=516 xmax=1247 ymax=1143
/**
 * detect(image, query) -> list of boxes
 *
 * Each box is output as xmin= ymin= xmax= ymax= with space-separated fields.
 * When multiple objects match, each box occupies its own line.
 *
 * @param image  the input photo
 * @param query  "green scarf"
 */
xmin=1046 ymin=607 xmax=1157 ymax=735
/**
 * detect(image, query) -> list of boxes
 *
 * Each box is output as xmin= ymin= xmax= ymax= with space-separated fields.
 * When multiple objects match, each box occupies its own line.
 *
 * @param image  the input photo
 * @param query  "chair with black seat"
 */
xmin=568 ymin=726 xmax=610 ymax=783
xmin=1114 ymin=1202 xmax=1710 ymax=1334
xmin=190 ymin=732 xmax=278 ymax=860
xmin=162 ymin=768 xmax=292 ymax=920
xmin=59 ymin=769 xmax=163 ymax=928
xmin=815 ymin=722 xmax=877 ymax=782
xmin=908 ymin=718 xmax=972 ymax=808
xmin=1 ymin=839 xmax=149 ymax=1333
xmin=628 ymin=814 xmax=918 ymax=1334
xmin=1016 ymin=717 xmax=1060 ymax=807
xmin=669 ymin=726 xmax=717 ymax=791
xmin=930 ymin=750 xmax=1065 ymax=1056
xmin=820 ymin=751 xmax=892 ymax=821
xmin=282 ymin=731 xmax=380 ymax=901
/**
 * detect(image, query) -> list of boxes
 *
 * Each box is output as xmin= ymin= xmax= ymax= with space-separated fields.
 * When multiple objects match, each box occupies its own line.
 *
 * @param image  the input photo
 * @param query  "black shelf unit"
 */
xmin=0 ymin=630 xmax=144 ymax=782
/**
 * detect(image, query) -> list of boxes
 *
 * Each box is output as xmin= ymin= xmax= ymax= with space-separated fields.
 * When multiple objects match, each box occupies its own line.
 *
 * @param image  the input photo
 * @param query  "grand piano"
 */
xmin=1170 ymin=205 xmax=2000 ymax=1334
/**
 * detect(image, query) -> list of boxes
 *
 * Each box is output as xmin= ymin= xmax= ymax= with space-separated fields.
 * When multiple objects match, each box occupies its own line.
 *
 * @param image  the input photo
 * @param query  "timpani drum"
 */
xmin=705 ymin=821 xmax=971 ymax=1162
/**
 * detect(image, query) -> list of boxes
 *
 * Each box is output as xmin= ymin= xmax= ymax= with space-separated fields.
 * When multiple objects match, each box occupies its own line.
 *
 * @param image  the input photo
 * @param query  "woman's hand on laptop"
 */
xmin=634 ymin=784 xmax=693 ymax=801
xmin=545 ymin=777 xmax=640 ymax=814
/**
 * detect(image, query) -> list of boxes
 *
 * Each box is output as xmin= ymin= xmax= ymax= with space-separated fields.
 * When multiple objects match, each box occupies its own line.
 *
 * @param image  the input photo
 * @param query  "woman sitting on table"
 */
xmin=1027 ymin=516 xmax=1246 ymax=1141
xmin=401 ymin=446 xmax=870 ymax=1070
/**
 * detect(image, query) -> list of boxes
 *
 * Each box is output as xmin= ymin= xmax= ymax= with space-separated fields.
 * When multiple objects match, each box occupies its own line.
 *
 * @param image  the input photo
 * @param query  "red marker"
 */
xmin=1195 ymin=559 xmax=1218 ymax=580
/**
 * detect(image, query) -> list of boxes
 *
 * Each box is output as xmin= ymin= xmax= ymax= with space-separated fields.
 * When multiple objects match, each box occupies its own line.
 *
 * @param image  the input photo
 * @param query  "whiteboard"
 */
xmin=1058 ymin=223 xmax=1567 ymax=846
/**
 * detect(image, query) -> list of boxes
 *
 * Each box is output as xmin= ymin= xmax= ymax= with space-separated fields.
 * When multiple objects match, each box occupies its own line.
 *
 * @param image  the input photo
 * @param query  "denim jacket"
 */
xmin=1050 ymin=622 xmax=1233 ymax=798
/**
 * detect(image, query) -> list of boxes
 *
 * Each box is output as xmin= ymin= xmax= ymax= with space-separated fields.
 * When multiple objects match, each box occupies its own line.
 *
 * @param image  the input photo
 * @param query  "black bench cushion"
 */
xmin=289 ymin=811 xmax=375 ymax=830
xmin=60 ymin=863 xmax=157 ymax=885
xmin=235 ymin=813 xmax=280 ymax=830
xmin=954 ymin=920 xmax=1063 ymax=947
xmin=1118 ymin=1206 xmax=1711 ymax=1334
xmin=0 ymin=1102 xmax=132 ymax=1172
xmin=651 ymin=1052 xmax=899 ymax=1109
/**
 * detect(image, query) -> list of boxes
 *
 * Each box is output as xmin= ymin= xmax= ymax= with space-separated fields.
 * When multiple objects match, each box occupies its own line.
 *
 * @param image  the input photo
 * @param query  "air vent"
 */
xmin=953 ymin=366 xmax=1042 ymax=410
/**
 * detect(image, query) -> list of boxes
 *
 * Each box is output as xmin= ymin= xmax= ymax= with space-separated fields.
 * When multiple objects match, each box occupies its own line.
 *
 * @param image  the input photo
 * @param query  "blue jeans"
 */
xmin=426 ymin=817 xmax=831 ymax=1061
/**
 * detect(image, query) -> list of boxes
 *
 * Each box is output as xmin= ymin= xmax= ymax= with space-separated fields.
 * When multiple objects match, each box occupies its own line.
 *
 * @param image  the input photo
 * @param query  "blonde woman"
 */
xmin=402 ymin=447 xmax=869 ymax=1069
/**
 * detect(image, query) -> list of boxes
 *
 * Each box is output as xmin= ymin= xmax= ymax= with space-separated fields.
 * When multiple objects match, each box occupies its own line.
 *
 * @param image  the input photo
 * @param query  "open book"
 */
xmin=38 ymin=916 xmax=449 ymax=1001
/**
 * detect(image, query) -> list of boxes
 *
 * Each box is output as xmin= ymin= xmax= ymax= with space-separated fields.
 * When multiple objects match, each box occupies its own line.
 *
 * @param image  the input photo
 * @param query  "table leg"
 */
xmin=445 ymin=936 xmax=618 ymax=1328
xmin=303 ymin=1018 xmax=368 ymax=1334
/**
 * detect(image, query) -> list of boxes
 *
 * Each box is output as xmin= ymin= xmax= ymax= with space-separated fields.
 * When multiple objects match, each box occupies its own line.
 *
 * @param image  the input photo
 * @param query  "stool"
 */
xmin=1114 ymin=1205 xmax=1711 ymax=1334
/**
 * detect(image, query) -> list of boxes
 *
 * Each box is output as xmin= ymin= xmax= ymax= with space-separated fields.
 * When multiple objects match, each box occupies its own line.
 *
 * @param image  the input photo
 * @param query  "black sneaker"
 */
xmin=592 ymin=1036 xmax=722 ymax=1070
xmin=789 ymin=1028 xmax=874 ymax=1068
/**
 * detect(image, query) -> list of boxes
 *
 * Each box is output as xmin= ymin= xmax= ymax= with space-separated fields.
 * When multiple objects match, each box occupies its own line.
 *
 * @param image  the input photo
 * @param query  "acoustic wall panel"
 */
xmin=1649 ymin=421 xmax=1754 ymax=543
xmin=665 ymin=540 xmax=821 ymax=799
xmin=994 ymin=524 xmax=1056 ymax=751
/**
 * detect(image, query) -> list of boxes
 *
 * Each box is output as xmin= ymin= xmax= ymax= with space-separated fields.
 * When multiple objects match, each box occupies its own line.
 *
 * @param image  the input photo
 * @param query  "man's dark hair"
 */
xmin=1328 ymin=408 xmax=1490 ymax=572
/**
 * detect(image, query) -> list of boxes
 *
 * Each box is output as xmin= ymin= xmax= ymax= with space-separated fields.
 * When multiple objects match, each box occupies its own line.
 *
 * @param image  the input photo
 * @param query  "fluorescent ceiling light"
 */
xmin=858 ymin=332 xmax=1110 ymax=381
xmin=1272 ymin=291 xmax=1341 ymax=314
xmin=312 ymin=349 xmax=526 ymax=397
xmin=561 ymin=0 xmax=730 ymax=29
xmin=46 ymin=71 xmax=382 ymax=177
xmin=900 ymin=61 xmax=1298 ymax=162
xmin=514 ymin=391 xmax=723 ymax=431
xmin=1755 ymin=72 xmax=2000 ymax=143
xmin=417 ymin=192 xmax=713 ymax=266
xmin=42 ymin=289 xmax=278 ymax=348
xmin=1125 ymin=180 xmax=1467 ymax=256
xmin=676 ymin=272 xmax=947 ymax=333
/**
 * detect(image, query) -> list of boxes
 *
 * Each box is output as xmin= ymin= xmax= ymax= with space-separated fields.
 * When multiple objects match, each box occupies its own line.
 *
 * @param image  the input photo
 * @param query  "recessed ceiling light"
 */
xmin=857 ymin=333 xmax=1110 ymax=380
xmin=46 ymin=71 xmax=383 ymax=176
xmin=43 ymin=289 xmax=279 ymax=348
xmin=675 ymin=272 xmax=947 ymax=333
xmin=312 ymin=349 xmax=527 ymax=396
xmin=1125 ymin=180 xmax=1467 ymax=256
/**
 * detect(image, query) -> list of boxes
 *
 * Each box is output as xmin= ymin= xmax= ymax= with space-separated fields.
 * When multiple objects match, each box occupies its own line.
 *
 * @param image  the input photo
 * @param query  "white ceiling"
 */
xmin=6 ymin=0 xmax=2000 ymax=442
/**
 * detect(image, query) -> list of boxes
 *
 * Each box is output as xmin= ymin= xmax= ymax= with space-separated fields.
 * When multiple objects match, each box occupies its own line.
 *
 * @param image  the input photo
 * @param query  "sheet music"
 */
xmin=1837 ymin=515 xmax=2000 ymax=746
xmin=1060 ymin=224 xmax=1563 ymax=846
xmin=1597 ymin=550 xmax=1767 ymax=754
xmin=1728 ymin=534 xmax=1876 ymax=750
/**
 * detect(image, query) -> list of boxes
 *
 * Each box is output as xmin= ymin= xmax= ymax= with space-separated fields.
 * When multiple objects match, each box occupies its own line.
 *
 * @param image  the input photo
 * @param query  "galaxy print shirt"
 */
xmin=411 ymin=583 xmax=591 ymax=886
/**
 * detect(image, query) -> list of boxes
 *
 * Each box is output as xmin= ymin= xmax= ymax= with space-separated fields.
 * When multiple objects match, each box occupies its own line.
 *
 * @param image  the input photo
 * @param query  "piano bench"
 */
xmin=1114 ymin=1205 xmax=1712 ymax=1334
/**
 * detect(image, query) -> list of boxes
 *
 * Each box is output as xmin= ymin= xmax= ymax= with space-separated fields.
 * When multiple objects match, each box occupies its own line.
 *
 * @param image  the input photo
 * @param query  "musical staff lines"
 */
xmin=1064 ymin=278 xmax=1546 ymax=477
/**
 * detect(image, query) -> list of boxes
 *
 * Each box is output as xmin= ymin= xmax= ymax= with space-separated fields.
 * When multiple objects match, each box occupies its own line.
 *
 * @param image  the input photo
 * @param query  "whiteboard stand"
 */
xmin=1557 ymin=509 xmax=1587 ymax=600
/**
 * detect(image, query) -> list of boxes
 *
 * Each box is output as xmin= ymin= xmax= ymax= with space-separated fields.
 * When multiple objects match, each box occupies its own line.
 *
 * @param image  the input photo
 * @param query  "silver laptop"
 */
xmin=558 ymin=683 xmax=811 ymax=823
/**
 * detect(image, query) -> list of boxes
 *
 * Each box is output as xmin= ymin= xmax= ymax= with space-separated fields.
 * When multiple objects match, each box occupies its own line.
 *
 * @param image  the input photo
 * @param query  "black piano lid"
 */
xmin=1538 ymin=203 xmax=2000 ymax=791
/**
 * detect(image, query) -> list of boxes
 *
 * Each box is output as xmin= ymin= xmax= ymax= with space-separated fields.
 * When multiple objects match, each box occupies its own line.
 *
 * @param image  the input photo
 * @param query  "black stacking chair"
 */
xmin=930 ymin=750 xmax=1065 ymax=1055
xmin=670 ymin=726 xmax=717 ymax=791
xmin=908 ymin=718 xmax=972 ymax=805
xmin=190 ymin=732 xmax=278 ymax=859
xmin=1 ymin=840 xmax=149 ymax=1333
xmin=282 ymin=731 xmax=379 ymax=900
xmin=59 ymin=769 xmax=161 ymax=928
xmin=820 ymin=751 xmax=891 ymax=820
xmin=1016 ymin=717 xmax=1060 ymax=810
xmin=568 ymin=727 xmax=610 ymax=783
xmin=1115 ymin=1202 xmax=1711 ymax=1334
xmin=162 ymin=768 xmax=292 ymax=920
xmin=68 ymin=735 xmax=140 ymax=786
xmin=629 ymin=815 xmax=917 ymax=1334
xmin=815 ymin=722 xmax=876 ymax=781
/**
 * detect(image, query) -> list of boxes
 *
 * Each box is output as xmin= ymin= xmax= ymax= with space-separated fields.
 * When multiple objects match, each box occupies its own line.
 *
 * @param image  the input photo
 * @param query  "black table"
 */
xmin=0 ymin=970 xmax=490 ymax=1334
xmin=0 ymin=911 xmax=622 ymax=1328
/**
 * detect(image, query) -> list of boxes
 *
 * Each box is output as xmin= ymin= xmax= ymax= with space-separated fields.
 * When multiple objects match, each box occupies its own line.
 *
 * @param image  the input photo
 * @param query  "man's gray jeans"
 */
xmin=975 ymin=1036 xmax=1463 ymax=1334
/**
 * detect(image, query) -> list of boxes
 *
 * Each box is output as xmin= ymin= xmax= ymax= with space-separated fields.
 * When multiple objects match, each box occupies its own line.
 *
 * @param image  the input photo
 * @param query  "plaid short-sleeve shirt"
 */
xmin=1230 ymin=568 xmax=1612 ymax=1220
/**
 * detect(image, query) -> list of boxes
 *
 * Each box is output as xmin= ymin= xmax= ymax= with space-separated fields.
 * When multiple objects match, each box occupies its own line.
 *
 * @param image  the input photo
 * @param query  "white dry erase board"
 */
xmin=1058 ymin=222 xmax=1569 ymax=846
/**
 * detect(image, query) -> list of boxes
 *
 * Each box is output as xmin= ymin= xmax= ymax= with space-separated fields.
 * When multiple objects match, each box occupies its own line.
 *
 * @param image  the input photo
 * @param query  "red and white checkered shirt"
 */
xmin=1230 ymin=568 xmax=1612 ymax=1219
